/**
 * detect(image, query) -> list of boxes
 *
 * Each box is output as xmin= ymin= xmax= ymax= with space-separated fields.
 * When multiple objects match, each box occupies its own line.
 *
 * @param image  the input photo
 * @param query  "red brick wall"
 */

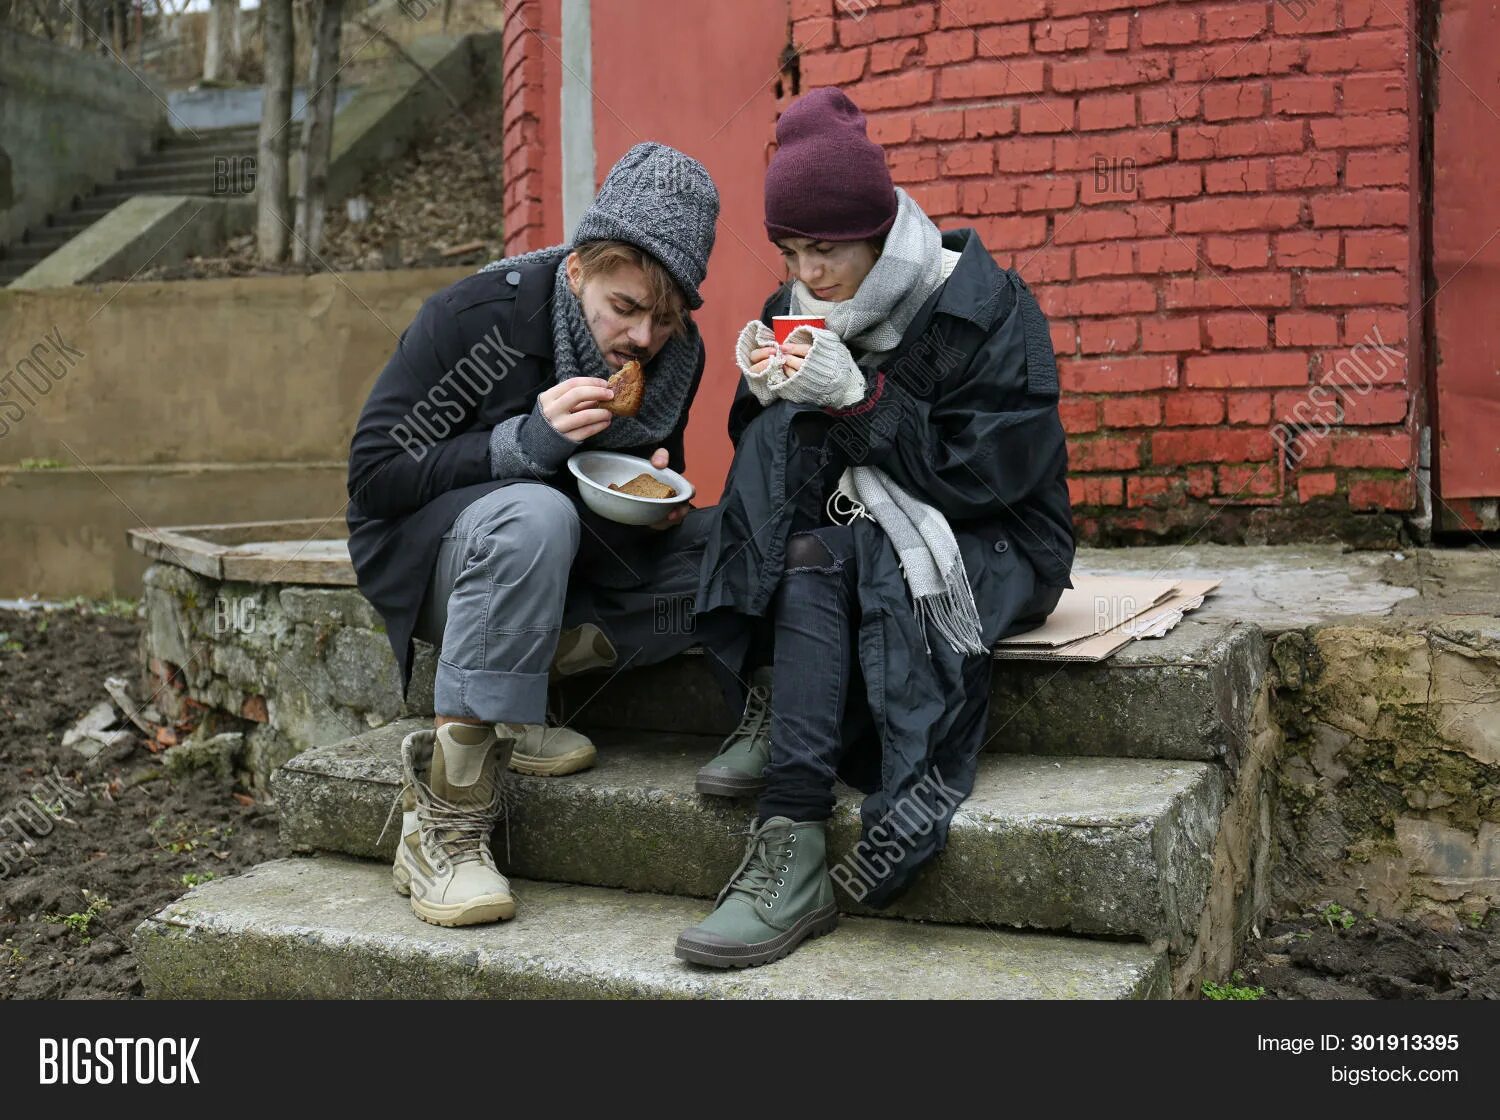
xmin=501 ymin=0 xmax=561 ymax=254
xmin=793 ymin=0 xmax=1420 ymax=539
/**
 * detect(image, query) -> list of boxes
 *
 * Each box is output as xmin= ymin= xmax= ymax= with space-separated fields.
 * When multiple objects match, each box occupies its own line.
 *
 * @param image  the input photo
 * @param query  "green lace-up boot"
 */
xmin=694 ymin=665 xmax=773 ymax=798
xmin=674 ymin=816 xmax=838 ymax=968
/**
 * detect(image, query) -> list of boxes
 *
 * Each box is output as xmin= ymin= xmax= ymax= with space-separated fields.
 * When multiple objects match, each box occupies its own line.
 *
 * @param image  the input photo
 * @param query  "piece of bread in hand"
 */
xmin=608 ymin=472 xmax=676 ymax=499
xmin=602 ymin=359 xmax=644 ymax=417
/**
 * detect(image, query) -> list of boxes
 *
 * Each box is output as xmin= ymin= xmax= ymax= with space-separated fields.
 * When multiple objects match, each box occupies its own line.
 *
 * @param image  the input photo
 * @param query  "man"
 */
xmin=346 ymin=142 xmax=720 ymax=926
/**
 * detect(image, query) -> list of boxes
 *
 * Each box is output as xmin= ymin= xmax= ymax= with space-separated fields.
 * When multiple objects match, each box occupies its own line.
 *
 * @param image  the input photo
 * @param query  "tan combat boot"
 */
xmin=392 ymin=722 xmax=516 ymax=926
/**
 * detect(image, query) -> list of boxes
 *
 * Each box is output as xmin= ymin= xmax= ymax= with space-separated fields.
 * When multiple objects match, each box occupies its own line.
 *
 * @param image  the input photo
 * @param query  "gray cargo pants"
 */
xmin=412 ymin=482 xmax=713 ymax=725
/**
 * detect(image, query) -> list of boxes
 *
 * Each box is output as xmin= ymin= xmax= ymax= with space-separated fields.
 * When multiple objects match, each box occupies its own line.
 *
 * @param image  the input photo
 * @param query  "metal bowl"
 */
xmin=566 ymin=450 xmax=694 ymax=526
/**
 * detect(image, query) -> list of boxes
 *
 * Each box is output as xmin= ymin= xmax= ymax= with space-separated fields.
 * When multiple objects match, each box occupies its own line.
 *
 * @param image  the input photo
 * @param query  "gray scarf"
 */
xmin=481 ymin=244 xmax=700 ymax=451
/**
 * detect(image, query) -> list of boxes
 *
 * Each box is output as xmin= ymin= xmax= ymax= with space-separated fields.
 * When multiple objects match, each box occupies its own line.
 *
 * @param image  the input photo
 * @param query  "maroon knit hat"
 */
xmin=764 ymin=88 xmax=898 ymax=242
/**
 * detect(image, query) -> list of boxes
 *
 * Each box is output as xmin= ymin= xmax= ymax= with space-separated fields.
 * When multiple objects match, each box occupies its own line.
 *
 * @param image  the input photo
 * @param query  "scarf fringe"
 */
xmin=912 ymin=555 xmax=988 ymax=658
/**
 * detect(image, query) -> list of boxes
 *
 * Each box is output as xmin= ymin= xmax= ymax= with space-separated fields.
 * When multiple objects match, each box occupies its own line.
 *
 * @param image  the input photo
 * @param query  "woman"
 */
xmin=677 ymin=88 xmax=1076 ymax=968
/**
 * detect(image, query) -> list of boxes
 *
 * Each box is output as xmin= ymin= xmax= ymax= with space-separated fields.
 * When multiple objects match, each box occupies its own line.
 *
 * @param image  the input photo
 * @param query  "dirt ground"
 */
xmin=0 ymin=604 xmax=285 ymax=1000
xmin=1 ymin=602 xmax=1495 ymax=1000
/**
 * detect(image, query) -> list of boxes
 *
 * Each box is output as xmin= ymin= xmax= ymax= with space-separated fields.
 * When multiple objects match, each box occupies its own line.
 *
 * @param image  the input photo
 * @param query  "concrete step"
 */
xmin=100 ymin=175 xmax=245 ymax=197
xmin=1 ymin=240 xmax=61 ymax=264
xmin=274 ymin=720 xmax=1224 ymax=948
xmin=549 ymin=620 xmax=1265 ymax=765
xmin=133 ymin=857 xmax=1169 ymax=999
xmin=135 ymin=151 xmax=254 ymax=175
xmin=158 ymin=127 xmax=260 ymax=151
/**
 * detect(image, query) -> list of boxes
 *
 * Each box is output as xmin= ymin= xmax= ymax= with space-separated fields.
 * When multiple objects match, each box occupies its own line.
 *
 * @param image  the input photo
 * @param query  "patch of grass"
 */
xmin=1318 ymin=903 xmax=1357 ymax=930
xmin=18 ymin=457 xmax=65 ymax=470
xmin=180 ymin=871 xmax=216 ymax=888
xmin=1202 ymin=971 xmax=1266 ymax=1001
xmin=42 ymin=892 xmax=112 ymax=944
xmin=0 ymin=632 xmax=22 ymax=653
xmin=62 ymin=595 xmax=139 ymax=618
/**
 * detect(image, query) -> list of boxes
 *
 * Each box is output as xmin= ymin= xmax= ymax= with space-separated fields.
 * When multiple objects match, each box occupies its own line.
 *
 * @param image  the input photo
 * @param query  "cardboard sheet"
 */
xmin=995 ymin=575 xmax=1181 ymax=647
xmin=992 ymin=579 xmax=1222 ymax=663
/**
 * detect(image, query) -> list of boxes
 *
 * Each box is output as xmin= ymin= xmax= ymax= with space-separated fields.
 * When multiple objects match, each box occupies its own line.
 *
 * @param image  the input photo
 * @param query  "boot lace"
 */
xmin=713 ymin=683 xmax=771 ymax=758
xmin=378 ymin=761 xmax=512 ymax=866
xmin=717 ymin=826 xmax=794 ymax=910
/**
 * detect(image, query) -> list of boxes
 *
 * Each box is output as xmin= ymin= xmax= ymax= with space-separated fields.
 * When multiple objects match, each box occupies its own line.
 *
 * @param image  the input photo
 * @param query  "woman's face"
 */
xmin=774 ymin=237 xmax=880 ymax=303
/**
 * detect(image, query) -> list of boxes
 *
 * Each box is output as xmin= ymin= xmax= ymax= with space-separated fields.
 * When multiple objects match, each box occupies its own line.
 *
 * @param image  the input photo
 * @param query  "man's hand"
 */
xmin=646 ymin=446 xmax=689 ymax=530
xmin=539 ymin=376 xmax=615 ymax=442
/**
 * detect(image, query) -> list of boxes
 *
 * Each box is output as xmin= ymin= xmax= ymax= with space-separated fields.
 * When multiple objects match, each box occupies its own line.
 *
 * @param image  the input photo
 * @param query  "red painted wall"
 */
xmin=503 ymin=0 xmax=1428 ymax=536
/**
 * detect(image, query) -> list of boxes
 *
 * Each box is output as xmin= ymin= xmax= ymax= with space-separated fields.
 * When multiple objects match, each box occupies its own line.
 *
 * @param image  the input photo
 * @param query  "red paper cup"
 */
xmin=772 ymin=315 xmax=826 ymax=345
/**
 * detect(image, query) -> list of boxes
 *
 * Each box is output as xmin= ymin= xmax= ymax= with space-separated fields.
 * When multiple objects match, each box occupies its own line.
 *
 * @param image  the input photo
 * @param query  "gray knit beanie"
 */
xmin=570 ymin=142 xmax=720 ymax=309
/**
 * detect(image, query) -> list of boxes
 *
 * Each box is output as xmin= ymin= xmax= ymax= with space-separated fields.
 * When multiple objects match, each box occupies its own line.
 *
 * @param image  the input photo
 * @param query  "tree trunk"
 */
xmin=204 ymin=0 xmax=237 ymax=83
xmin=293 ymin=0 xmax=342 ymax=263
xmin=70 ymin=0 xmax=86 ymax=48
xmin=256 ymin=0 xmax=294 ymax=263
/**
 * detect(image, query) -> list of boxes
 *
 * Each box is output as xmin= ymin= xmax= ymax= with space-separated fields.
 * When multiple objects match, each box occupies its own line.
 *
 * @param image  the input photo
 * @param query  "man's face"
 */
xmin=566 ymin=253 xmax=680 ymax=371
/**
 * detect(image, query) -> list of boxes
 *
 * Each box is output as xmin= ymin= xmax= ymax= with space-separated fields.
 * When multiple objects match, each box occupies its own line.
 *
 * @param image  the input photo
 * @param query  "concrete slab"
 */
xmin=134 ymin=857 xmax=1169 ymax=999
xmin=274 ymin=720 xmax=1224 ymax=946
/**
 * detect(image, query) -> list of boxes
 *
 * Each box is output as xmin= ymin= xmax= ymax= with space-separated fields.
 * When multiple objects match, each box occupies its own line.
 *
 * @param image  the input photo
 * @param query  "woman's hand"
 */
xmin=646 ymin=447 xmax=690 ymax=530
xmin=538 ymin=376 xmax=615 ymax=442
xmin=748 ymin=342 xmax=811 ymax=376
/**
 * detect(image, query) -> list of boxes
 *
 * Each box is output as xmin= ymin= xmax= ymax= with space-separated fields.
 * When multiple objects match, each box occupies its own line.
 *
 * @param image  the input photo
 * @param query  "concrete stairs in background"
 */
xmin=133 ymin=621 xmax=1271 ymax=1000
xmin=0 ymin=125 xmax=257 ymax=287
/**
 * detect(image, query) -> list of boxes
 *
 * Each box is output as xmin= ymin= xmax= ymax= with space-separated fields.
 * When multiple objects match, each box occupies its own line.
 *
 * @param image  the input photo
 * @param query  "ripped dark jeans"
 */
xmin=757 ymin=523 xmax=870 ymax=825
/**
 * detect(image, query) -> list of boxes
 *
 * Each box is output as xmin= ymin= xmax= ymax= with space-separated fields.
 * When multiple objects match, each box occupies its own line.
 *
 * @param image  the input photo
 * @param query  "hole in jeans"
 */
xmin=784 ymin=532 xmax=842 ymax=575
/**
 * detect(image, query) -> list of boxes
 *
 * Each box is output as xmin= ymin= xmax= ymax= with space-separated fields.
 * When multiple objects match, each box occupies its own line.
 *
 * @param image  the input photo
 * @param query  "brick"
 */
xmin=1175 ymin=196 xmax=1302 ymax=233
xmin=906 ymin=181 xmax=960 ymax=217
xmin=959 ymin=179 xmax=1018 ymax=214
xmin=790 ymin=0 xmax=833 ymax=18
xmin=1272 ymin=153 xmax=1340 ymax=190
xmin=1142 ymin=317 xmax=1202 ymax=352
xmin=793 ymin=16 xmax=838 ymax=50
xmin=915 ymin=107 xmax=967 ymax=141
xmin=1311 ymin=190 xmax=1409 ymax=229
xmin=1051 ymin=54 xmax=1172 ymax=92
xmin=1140 ymin=164 xmax=1203 ymax=200
xmin=1054 ymin=130 xmax=1175 ymax=170
xmin=1020 ymin=98 xmax=1077 ymax=134
xmin=1325 ymin=432 xmax=1415 ymax=469
xmin=1178 ymin=120 xmax=1305 ymax=159
xmin=1049 ymin=0 xmax=1151 ymax=15
xmin=1175 ymin=40 xmax=1305 ymax=82
xmin=1344 ymin=231 xmax=1408 ymax=269
xmin=1226 ymin=391 xmax=1273 ymax=424
xmin=1275 ymin=0 xmax=1339 ymax=32
xmin=1342 ymin=74 xmax=1407 ymax=113
xmin=837 ymin=4 xmax=937 ymax=47
xmin=1027 ymin=247 xmax=1073 ymax=282
xmin=1103 ymin=14 xmax=1130 ymax=49
xmin=1348 ymin=475 xmax=1416 ymax=510
xmin=996 ymin=137 xmax=1054 ymax=172
xmin=1127 ymin=475 xmax=1179 ymax=507
xmin=1079 ymin=317 xmax=1139 ymax=353
xmin=1303 ymin=272 xmax=1407 ymax=307
xmin=974 ymin=23 xmax=1031 ymax=57
xmin=1273 ymin=388 xmax=1339 ymax=424
xmin=1271 ymin=79 xmax=1337 ymax=116
xmin=869 ymin=37 xmax=923 ymax=73
xmin=1204 ymin=233 xmax=1270 ymax=270
xmin=1342 ymin=388 xmax=1410 ymax=425
xmin=1203 ymin=159 xmax=1272 ymax=195
xmin=1078 ymin=93 xmax=1136 ymax=131
xmin=1136 ymin=238 xmax=1200 ymax=273
xmin=939 ymin=59 xmax=1046 ymax=99
xmin=1203 ymin=82 xmax=1267 ymax=122
xmin=1343 ymin=310 xmax=1407 ymax=345
xmin=1297 ymin=471 xmax=1339 ymax=501
xmin=923 ymin=29 xmax=976 ymax=64
xmin=1041 ymin=279 xmax=1159 ymax=318
xmin=866 ymin=111 xmax=914 ymax=145
xmin=973 ymin=214 xmax=1050 ymax=248
xmin=888 ymin=144 xmax=939 ymax=182
xmin=1276 ymin=231 xmax=1340 ymax=267
xmin=1050 ymin=319 xmax=1079 ymax=356
xmin=1276 ymin=313 xmax=1340 ymax=346
xmin=1069 ymin=434 xmax=1147 ymax=471
xmin=1058 ymin=354 xmax=1177 ymax=392
xmin=1311 ymin=115 xmax=1409 ymax=149
xmin=859 ymin=69 xmax=936 ymax=110
xmin=1187 ymin=351 xmax=1309 ymax=387
xmin=1344 ymin=0 xmax=1406 ymax=28
xmin=1164 ymin=391 xmax=1226 ymax=425
xmin=1018 ymin=178 xmax=1078 ymax=211
xmin=1305 ymin=31 xmax=1406 ymax=74
xmin=1152 ymin=428 xmax=1276 ymax=465
xmin=1203 ymin=312 xmax=1270 ymax=349
xmin=942 ymin=142 xmax=995 ymax=176
xmin=1216 ymin=463 xmax=1282 ymax=497
xmin=1319 ymin=347 xmax=1406 ymax=388
xmin=1139 ymin=85 xmax=1201 ymax=125
xmin=1103 ymin=396 xmax=1162 ymax=427
xmin=1059 ymin=397 xmax=1099 ymax=434
xmin=1345 ymin=151 xmax=1410 ymax=188
xmin=939 ymin=0 xmax=1047 ymax=26
xmin=1074 ymin=242 xmax=1135 ymax=277
xmin=1068 ymin=475 xmax=1125 ymax=506
xmin=1139 ymin=9 xmax=1199 ymax=45
xmin=1033 ymin=18 xmax=1091 ymax=52
xmin=1202 ymin=3 xmax=1268 ymax=40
